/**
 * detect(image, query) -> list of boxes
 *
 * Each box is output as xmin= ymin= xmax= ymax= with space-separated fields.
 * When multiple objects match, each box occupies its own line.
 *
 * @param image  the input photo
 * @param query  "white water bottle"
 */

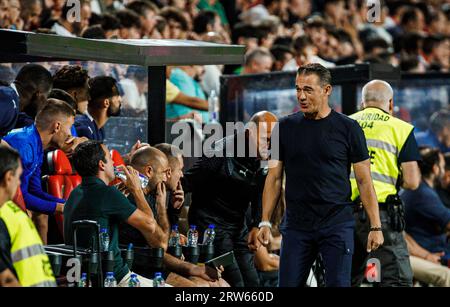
xmin=208 ymin=90 xmax=219 ymax=123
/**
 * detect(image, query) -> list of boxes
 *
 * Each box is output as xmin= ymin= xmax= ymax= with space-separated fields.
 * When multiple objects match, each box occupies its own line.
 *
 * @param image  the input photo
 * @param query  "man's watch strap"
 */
xmin=258 ymin=221 xmax=272 ymax=229
xmin=369 ymin=227 xmax=382 ymax=232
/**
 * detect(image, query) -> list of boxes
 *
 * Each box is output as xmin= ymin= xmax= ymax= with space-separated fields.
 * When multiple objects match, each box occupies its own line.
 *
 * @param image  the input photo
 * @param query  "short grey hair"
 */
xmin=361 ymin=80 xmax=394 ymax=106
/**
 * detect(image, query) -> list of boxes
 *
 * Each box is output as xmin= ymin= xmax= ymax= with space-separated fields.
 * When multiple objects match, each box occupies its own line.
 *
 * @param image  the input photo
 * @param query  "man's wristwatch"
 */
xmin=258 ymin=221 xmax=272 ymax=229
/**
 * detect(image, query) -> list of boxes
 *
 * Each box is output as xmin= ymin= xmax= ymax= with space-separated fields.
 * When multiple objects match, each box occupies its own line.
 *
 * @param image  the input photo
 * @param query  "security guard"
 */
xmin=350 ymin=80 xmax=421 ymax=287
xmin=0 ymin=146 xmax=56 ymax=287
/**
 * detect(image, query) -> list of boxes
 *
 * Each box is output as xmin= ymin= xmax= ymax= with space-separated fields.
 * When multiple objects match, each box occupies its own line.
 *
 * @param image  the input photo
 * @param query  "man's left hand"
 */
xmin=367 ymin=230 xmax=384 ymax=252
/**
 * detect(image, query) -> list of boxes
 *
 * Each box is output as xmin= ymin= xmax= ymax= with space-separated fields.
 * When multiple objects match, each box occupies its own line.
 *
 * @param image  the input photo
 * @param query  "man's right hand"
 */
xmin=425 ymin=252 xmax=444 ymax=264
xmin=117 ymin=165 xmax=142 ymax=193
xmin=55 ymin=203 xmax=65 ymax=214
xmin=155 ymin=182 xmax=167 ymax=207
xmin=257 ymin=226 xmax=271 ymax=246
xmin=188 ymin=264 xmax=223 ymax=281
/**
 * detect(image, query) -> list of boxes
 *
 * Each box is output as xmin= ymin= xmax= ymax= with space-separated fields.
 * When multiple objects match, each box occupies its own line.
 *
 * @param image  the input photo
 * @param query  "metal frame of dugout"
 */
xmin=0 ymin=29 xmax=245 ymax=145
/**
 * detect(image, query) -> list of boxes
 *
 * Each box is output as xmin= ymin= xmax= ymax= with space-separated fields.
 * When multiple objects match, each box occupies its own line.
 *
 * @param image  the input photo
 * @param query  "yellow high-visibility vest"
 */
xmin=350 ymin=107 xmax=414 ymax=203
xmin=0 ymin=201 xmax=56 ymax=287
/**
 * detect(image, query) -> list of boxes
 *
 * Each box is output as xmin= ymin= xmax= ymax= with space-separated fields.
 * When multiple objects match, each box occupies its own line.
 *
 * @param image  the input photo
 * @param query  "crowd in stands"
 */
xmin=0 ymin=0 xmax=448 ymax=73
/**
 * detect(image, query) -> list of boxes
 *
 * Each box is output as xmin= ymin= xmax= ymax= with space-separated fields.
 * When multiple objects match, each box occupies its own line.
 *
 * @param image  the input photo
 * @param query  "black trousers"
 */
xmin=351 ymin=211 xmax=413 ymax=287
xmin=211 ymin=226 xmax=260 ymax=287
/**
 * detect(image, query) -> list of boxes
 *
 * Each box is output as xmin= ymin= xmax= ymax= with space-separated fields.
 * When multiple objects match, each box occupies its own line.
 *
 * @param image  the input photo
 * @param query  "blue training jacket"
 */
xmin=4 ymin=124 xmax=65 ymax=214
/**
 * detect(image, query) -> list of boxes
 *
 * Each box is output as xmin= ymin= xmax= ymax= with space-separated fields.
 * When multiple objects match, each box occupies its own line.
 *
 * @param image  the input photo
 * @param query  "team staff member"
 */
xmin=350 ymin=80 xmax=421 ymax=287
xmin=0 ymin=146 xmax=56 ymax=287
xmin=183 ymin=111 xmax=277 ymax=287
xmin=258 ymin=63 xmax=383 ymax=287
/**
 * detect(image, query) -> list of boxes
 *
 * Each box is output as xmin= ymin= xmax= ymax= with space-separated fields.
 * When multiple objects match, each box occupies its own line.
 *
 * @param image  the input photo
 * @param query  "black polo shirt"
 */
xmin=277 ymin=110 xmax=369 ymax=231
xmin=63 ymin=176 xmax=136 ymax=282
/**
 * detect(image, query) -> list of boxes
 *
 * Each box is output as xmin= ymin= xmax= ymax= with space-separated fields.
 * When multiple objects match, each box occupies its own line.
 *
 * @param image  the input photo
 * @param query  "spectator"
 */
xmin=197 ymin=0 xmax=229 ymax=27
xmin=422 ymin=35 xmax=449 ymax=72
xmin=400 ymin=56 xmax=426 ymax=73
xmin=53 ymin=65 xmax=90 ymax=115
xmin=100 ymin=13 xmax=121 ymax=39
xmin=264 ymin=0 xmax=290 ymax=26
xmin=7 ymin=0 xmax=23 ymax=30
xmin=231 ymin=22 xmax=259 ymax=53
xmin=416 ymin=109 xmax=450 ymax=153
xmin=363 ymin=37 xmax=393 ymax=59
xmin=193 ymin=9 xmax=221 ymax=35
xmin=64 ymin=140 xmax=159 ymax=287
xmin=270 ymin=44 xmax=294 ymax=71
xmin=242 ymin=48 xmax=274 ymax=74
xmin=357 ymin=0 xmax=392 ymax=45
xmin=437 ymin=153 xmax=450 ymax=208
xmin=74 ymin=76 xmax=121 ymax=141
xmin=168 ymin=66 xmax=209 ymax=123
xmin=126 ymin=0 xmax=159 ymax=38
xmin=283 ymin=35 xmax=334 ymax=71
xmin=388 ymin=6 xmax=426 ymax=44
xmin=0 ymin=146 xmax=57 ymax=287
xmin=427 ymin=10 xmax=447 ymax=36
xmin=401 ymin=147 xmax=450 ymax=267
xmin=20 ymin=0 xmax=42 ymax=31
xmin=160 ymin=7 xmax=189 ymax=39
xmin=153 ymin=15 xmax=170 ymax=39
xmin=81 ymin=24 xmax=106 ymax=39
xmin=0 ymin=64 xmax=52 ymax=144
xmin=115 ymin=9 xmax=142 ymax=39
xmin=323 ymin=0 xmax=346 ymax=28
xmin=0 ymin=0 xmax=9 ymax=28
xmin=165 ymin=67 xmax=208 ymax=121
xmin=119 ymin=66 xmax=148 ymax=116
xmin=3 ymin=99 xmax=75 ymax=242
xmin=405 ymin=232 xmax=450 ymax=287
xmin=51 ymin=0 xmax=90 ymax=36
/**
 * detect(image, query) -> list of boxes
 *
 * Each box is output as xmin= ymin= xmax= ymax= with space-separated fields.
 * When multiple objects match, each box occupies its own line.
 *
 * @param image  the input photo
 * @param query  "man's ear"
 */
xmin=98 ymin=159 xmax=106 ymax=172
xmin=389 ymin=98 xmax=394 ymax=115
xmin=433 ymin=163 xmax=440 ymax=176
xmin=144 ymin=165 xmax=153 ymax=179
xmin=324 ymin=84 xmax=332 ymax=96
xmin=53 ymin=121 xmax=61 ymax=134
xmin=0 ymin=170 xmax=12 ymax=188
xmin=103 ymin=98 xmax=110 ymax=109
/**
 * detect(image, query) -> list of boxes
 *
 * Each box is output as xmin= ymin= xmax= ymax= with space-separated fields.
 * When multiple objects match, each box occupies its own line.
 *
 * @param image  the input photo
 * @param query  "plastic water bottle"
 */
xmin=128 ymin=273 xmax=141 ymax=287
xmin=187 ymin=225 xmax=199 ymax=247
xmin=114 ymin=166 xmax=149 ymax=188
xmin=208 ymin=90 xmax=219 ymax=123
xmin=100 ymin=228 xmax=110 ymax=252
xmin=78 ymin=272 xmax=89 ymax=287
xmin=168 ymin=225 xmax=181 ymax=247
xmin=104 ymin=272 xmax=117 ymax=287
xmin=153 ymin=272 xmax=165 ymax=287
xmin=202 ymin=224 xmax=216 ymax=245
